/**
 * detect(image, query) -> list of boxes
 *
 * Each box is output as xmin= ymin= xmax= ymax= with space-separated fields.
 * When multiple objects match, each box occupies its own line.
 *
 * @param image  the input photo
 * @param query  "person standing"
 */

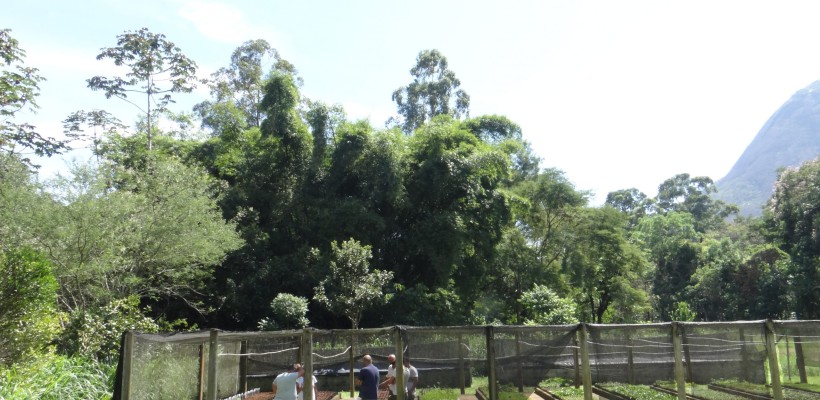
xmin=382 ymin=354 xmax=399 ymax=400
xmin=272 ymin=363 xmax=304 ymax=400
xmin=357 ymin=354 xmax=380 ymax=400
xmin=403 ymin=358 xmax=418 ymax=400
xmin=296 ymin=373 xmax=318 ymax=400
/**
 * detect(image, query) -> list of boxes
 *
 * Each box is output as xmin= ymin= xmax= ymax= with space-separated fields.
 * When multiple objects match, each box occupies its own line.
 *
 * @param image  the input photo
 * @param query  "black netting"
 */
xmin=311 ymin=328 xmax=394 ymax=395
xmin=774 ymin=320 xmax=820 ymax=386
xmin=403 ymin=326 xmax=486 ymax=390
xmin=587 ymin=324 xmax=675 ymax=384
xmin=117 ymin=322 xmax=820 ymax=399
xmin=131 ymin=334 xmax=204 ymax=400
xmin=680 ymin=321 xmax=767 ymax=384
xmin=493 ymin=325 xmax=578 ymax=387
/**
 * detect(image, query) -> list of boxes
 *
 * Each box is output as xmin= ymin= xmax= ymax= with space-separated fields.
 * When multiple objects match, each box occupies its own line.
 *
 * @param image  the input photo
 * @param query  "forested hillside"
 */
xmin=2 ymin=28 xmax=819 ymax=396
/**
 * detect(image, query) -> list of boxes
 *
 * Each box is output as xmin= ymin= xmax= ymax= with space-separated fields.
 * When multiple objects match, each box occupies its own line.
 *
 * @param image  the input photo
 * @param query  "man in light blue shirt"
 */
xmin=273 ymin=363 xmax=304 ymax=400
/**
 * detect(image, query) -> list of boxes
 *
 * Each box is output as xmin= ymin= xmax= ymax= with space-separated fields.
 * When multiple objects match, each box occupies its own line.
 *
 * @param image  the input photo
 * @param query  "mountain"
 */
xmin=715 ymin=80 xmax=820 ymax=216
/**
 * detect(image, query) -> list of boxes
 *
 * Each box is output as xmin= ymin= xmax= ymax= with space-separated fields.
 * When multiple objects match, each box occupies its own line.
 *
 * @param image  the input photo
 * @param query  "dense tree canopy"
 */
xmin=0 ymin=30 xmax=816 ymax=369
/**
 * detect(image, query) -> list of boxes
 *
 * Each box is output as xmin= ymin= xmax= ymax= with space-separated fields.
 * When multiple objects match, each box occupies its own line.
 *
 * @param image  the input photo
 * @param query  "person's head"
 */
xmin=387 ymin=354 xmax=396 ymax=365
xmin=402 ymin=357 xmax=411 ymax=367
xmin=290 ymin=363 xmax=305 ymax=376
xmin=361 ymin=354 xmax=372 ymax=365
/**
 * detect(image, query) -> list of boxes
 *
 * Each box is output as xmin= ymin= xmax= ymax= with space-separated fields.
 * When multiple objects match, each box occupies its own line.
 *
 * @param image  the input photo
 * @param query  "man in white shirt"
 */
xmin=272 ymin=363 xmax=304 ymax=400
xmin=382 ymin=354 xmax=399 ymax=400
xmin=403 ymin=358 xmax=418 ymax=400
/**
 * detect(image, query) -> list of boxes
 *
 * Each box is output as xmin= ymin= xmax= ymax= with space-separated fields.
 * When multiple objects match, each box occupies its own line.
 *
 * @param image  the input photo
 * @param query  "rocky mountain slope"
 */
xmin=715 ymin=80 xmax=820 ymax=216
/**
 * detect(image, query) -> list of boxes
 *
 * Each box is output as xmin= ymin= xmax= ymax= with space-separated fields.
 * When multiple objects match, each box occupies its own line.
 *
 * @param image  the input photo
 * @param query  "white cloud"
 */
xmin=177 ymin=0 xmax=281 ymax=45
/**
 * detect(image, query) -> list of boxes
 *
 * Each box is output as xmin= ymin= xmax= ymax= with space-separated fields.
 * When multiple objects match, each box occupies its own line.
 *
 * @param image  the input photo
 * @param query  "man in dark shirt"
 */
xmin=357 ymin=354 xmax=380 ymax=400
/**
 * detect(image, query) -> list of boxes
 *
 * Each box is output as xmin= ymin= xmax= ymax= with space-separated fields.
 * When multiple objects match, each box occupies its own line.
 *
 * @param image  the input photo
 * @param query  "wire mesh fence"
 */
xmin=114 ymin=320 xmax=820 ymax=400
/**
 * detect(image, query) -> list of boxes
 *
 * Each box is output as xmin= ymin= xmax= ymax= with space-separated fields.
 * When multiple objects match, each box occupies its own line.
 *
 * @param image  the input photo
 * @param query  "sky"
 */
xmin=5 ymin=0 xmax=820 ymax=203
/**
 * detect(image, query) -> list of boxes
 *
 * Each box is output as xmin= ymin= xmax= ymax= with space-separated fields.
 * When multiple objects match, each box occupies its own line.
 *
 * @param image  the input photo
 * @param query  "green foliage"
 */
xmin=566 ymin=207 xmax=650 ymax=323
xmin=58 ymin=296 xmax=159 ymax=362
xmin=0 ymin=248 xmax=60 ymax=366
xmin=87 ymin=28 xmax=198 ymax=149
xmin=655 ymin=173 xmax=737 ymax=232
xmin=0 ymin=354 xmax=114 ymax=400
xmin=669 ymin=301 xmax=696 ymax=321
xmin=314 ymin=239 xmax=393 ymax=329
xmin=767 ymin=157 xmax=820 ymax=318
xmin=42 ymin=159 xmax=242 ymax=314
xmin=655 ymin=381 xmax=748 ymax=400
xmin=598 ymin=383 xmax=677 ymax=399
xmin=259 ymin=293 xmax=310 ymax=330
xmin=634 ymin=211 xmax=700 ymax=320
xmin=196 ymin=39 xmax=299 ymax=132
xmin=391 ymin=50 xmax=470 ymax=133
xmin=0 ymin=29 xmax=67 ymax=165
xmin=519 ymin=284 xmax=577 ymax=325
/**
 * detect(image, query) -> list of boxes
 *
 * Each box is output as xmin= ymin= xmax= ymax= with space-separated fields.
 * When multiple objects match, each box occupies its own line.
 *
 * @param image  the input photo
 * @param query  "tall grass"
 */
xmin=0 ymin=355 xmax=114 ymax=400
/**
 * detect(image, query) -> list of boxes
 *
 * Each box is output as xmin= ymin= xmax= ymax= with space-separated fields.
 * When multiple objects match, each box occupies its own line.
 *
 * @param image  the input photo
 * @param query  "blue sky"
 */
xmin=6 ymin=0 xmax=820 ymax=203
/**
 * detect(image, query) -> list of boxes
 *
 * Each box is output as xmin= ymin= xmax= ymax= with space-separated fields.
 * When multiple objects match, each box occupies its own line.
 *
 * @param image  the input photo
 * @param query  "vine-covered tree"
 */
xmin=87 ymin=28 xmax=198 ymax=149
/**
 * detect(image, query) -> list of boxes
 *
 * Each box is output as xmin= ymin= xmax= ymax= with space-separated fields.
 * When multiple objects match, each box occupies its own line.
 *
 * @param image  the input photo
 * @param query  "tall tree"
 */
xmin=391 ymin=50 xmax=470 ymax=133
xmin=397 ymin=116 xmax=510 ymax=314
xmin=195 ymin=39 xmax=299 ymax=133
xmin=0 ymin=29 xmax=66 ymax=165
xmin=565 ymin=207 xmax=649 ymax=323
xmin=655 ymin=173 xmax=737 ymax=232
xmin=634 ymin=211 xmax=701 ymax=320
xmin=314 ymin=239 xmax=393 ymax=329
xmin=87 ymin=28 xmax=198 ymax=150
xmin=767 ymin=158 xmax=820 ymax=318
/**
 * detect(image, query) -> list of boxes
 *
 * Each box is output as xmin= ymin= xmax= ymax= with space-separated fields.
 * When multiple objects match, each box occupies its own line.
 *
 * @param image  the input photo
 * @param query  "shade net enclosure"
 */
xmin=586 ymin=323 xmax=675 ymax=385
xmin=492 ymin=325 xmax=579 ymax=387
xmin=679 ymin=321 xmax=768 ymax=384
xmin=115 ymin=320 xmax=820 ymax=400
xmin=402 ymin=326 xmax=487 ymax=392
xmin=311 ymin=327 xmax=395 ymax=397
xmin=128 ymin=331 xmax=208 ymax=400
xmin=774 ymin=320 xmax=820 ymax=387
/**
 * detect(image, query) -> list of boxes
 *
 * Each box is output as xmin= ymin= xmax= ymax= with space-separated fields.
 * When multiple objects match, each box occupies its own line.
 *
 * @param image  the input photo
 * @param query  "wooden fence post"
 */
xmin=515 ymin=331 xmax=524 ymax=392
xmin=486 ymin=326 xmax=498 ymax=400
xmin=239 ymin=340 xmax=248 ymax=395
xmin=458 ymin=333 xmax=466 ymax=395
xmin=395 ymin=327 xmax=406 ymax=400
xmin=121 ymin=331 xmax=135 ymax=400
xmin=794 ymin=327 xmax=808 ymax=383
xmin=198 ymin=344 xmax=205 ymax=400
xmin=578 ymin=324 xmax=592 ymax=400
xmin=765 ymin=320 xmax=784 ymax=400
xmin=672 ymin=322 xmax=686 ymax=400
xmin=349 ymin=334 xmax=356 ymax=398
xmin=303 ymin=329 xmax=314 ymax=400
xmin=207 ymin=329 xmax=219 ymax=400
